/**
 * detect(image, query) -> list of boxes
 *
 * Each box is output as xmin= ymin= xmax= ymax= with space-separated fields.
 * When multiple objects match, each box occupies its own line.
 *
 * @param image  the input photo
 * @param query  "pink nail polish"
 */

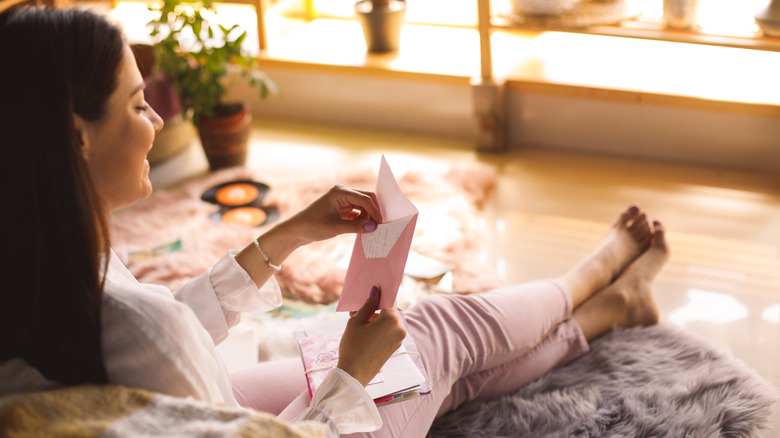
xmin=363 ymin=221 xmax=376 ymax=232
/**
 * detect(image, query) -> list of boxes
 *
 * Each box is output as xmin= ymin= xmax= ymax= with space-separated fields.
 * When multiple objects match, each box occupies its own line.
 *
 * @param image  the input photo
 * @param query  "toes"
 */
xmin=617 ymin=204 xmax=641 ymax=229
xmin=628 ymin=212 xmax=652 ymax=243
xmin=651 ymin=220 xmax=668 ymax=250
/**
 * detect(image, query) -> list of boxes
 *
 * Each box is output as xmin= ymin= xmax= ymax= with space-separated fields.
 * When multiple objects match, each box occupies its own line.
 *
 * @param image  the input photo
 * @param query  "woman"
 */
xmin=0 ymin=6 xmax=668 ymax=437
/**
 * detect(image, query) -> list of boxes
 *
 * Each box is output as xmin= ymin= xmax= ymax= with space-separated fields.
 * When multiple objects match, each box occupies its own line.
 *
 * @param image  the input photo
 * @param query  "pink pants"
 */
xmin=231 ymin=280 xmax=589 ymax=437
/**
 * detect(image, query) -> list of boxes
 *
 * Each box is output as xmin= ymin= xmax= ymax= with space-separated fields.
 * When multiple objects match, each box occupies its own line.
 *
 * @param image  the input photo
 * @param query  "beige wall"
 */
xmin=228 ymin=67 xmax=780 ymax=174
xmin=508 ymin=92 xmax=780 ymax=173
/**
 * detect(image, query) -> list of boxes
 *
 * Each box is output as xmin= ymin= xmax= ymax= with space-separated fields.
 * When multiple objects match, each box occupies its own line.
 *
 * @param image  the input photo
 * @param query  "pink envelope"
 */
xmin=337 ymin=156 xmax=418 ymax=311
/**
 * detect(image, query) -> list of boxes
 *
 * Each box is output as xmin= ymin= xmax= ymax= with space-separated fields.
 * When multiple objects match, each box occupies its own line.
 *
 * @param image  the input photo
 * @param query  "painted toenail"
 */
xmin=629 ymin=206 xmax=639 ymax=214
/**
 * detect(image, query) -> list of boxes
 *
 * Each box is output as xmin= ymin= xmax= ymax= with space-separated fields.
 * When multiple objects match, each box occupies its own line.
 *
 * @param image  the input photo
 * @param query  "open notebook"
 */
xmin=294 ymin=311 xmax=430 ymax=406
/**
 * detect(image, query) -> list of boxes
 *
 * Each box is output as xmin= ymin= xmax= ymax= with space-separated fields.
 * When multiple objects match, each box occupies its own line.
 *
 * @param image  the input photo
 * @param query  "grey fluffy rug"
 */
xmin=429 ymin=323 xmax=778 ymax=438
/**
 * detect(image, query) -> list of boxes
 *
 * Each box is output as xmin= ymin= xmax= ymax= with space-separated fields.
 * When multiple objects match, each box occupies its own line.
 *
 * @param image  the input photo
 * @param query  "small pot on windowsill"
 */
xmin=197 ymin=102 xmax=252 ymax=171
xmin=355 ymin=0 xmax=407 ymax=53
xmin=755 ymin=0 xmax=780 ymax=37
xmin=663 ymin=0 xmax=699 ymax=30
xmin=512 ymin=0 xmax=579 ymax=17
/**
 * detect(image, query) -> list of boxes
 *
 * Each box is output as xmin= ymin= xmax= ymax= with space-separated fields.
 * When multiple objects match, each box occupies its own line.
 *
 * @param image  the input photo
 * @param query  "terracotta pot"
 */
xmin=355 ymin=0 xmax=406 ymax=53
xmin=198 ymin=103 xmax=252 ymax=171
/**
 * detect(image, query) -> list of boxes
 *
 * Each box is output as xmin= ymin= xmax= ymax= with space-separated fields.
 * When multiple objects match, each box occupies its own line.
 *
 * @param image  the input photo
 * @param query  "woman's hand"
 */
xmin=286 ymin=185 xmax=383 ymax=245
xmin=337 ymin=287 xmax=406 ymax=387
xmin=236 ymin=185 xmax=381 ymax=288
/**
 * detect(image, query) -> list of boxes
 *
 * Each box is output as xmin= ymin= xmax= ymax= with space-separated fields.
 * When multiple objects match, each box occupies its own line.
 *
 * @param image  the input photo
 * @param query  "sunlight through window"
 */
xmin=109 ymin=2 xmax=157 ymax=43
xmin=668 ymin=289 xmax=749 ymax=327
xmin=761 ymin=304 xmax=780 ymax=325
xmin=496 ymin=256 xmax=507 ymax=279
xmin=112 ymin=2 xmax=260 ymax=55
xmin=277 ymin=0 xmax=771 ymax=38
xmin=696 ymin=0 xmax=764 ymax=36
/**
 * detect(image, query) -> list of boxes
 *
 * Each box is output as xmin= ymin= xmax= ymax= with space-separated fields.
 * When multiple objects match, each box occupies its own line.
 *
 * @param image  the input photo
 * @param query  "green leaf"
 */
xmin=192 ymin=20 xmax=202 ymax=39
xmin=146 ymin=0 xmax=276 ymax=124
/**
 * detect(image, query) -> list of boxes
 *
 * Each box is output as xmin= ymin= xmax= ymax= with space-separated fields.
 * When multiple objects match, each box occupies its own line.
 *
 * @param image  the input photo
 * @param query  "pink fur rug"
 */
xmin=110 ymin=162 xmax=502 ymax=304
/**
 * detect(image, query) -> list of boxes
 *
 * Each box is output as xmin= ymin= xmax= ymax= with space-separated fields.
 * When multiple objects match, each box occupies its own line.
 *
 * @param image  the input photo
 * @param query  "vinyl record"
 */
xmin=201 ymin=180 xmax=270 ymax=207
xmin=211 ymin=205 xmax=280 ymax=228
xmin=221 ymin=206 xmax=267 ymax=227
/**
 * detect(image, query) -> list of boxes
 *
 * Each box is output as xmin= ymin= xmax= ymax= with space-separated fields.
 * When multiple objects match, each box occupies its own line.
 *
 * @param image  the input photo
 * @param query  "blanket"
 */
xmin=0 ymin=360 xmax=328 ymax=438
xmin=0 ymin=386 xmax=329 ymax=438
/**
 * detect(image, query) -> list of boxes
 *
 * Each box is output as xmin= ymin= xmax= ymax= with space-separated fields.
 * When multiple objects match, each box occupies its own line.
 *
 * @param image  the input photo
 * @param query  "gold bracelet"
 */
xmin=254 ymin=238 xmax=281 ymax=271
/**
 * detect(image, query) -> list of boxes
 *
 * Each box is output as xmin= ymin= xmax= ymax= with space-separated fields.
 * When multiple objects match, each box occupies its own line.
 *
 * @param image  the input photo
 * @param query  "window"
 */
xmin=625 ymin=0 xmax=766 ymax=38
xmin=109 ymin=1 xmax=262 ymax=55
xmin=265 ymin=0 xmax=779 ymax=48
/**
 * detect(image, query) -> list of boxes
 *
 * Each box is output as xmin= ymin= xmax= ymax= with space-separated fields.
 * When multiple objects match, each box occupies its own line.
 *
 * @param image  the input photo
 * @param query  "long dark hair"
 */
xmin=0 ymin=6 xmax=125 ymax=384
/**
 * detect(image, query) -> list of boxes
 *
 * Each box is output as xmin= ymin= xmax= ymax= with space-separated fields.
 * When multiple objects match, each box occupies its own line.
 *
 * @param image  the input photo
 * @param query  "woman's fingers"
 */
xmin=286 ymin=185 xmax=383 ymax=243
xmin=351 ymin=189 xmax=382 ymax=222
xmin=353 ymin=286 xmax=380 ymax=323
xmin=337 ymin=287 xmax=406 ymax=386
xmin=333 ymin=186 xmax=382 ymax=228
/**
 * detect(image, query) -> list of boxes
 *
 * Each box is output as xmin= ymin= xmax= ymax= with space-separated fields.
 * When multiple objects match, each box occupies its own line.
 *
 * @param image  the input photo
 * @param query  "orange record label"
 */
xmin=215 ymin=183 xmax=260 ymax=206
xmin=221 ymin=207 xmax=267 ymax=227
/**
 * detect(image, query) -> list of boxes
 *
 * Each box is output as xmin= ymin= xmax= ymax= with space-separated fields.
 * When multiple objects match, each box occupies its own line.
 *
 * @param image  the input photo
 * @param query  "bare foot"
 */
xmin=559 ymin=205 xmax=653 ymax=308
xmin=598 ymin=205 xmax=653 ymax=280
xmin=573 ymin=221 xmax=669 ymax=340
xmin=615 ymin=220 xmax=669 ymax=328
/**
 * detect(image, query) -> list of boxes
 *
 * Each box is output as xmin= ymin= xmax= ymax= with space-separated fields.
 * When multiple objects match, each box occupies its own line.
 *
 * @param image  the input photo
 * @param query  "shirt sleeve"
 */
xmin=292 ymin=368 xmax=382 ymax=435
xmin=172 ymin=250 xmax=282 ymax=345
xmin=102 ymin=283 xmax=235 ymax=405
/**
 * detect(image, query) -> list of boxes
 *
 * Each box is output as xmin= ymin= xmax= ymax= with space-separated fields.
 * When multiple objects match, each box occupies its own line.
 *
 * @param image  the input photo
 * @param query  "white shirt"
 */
xmin=101 ymin=249 xmax=382 ymax=435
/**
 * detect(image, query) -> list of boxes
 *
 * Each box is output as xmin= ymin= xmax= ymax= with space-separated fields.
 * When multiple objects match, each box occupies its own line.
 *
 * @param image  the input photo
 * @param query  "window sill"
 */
xmin=258 ymin=17 xmax=780 ymax=118
xmin=259 ymin=17 xmax=479 ymax=85
xmin=490 ymin=16 xmax=780 ymax=54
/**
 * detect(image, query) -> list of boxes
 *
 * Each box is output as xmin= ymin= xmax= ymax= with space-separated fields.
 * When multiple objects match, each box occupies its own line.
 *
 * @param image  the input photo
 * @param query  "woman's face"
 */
xmin=80 ymin=44 xmax=163 ymax=212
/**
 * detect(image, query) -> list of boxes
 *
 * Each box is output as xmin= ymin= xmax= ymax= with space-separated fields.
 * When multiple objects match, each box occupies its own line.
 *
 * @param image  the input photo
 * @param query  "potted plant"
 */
xmin=147 ymin=0 xmax=276 ymax=170
xmin=355 ymin=0 xmax=406 ymax=53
